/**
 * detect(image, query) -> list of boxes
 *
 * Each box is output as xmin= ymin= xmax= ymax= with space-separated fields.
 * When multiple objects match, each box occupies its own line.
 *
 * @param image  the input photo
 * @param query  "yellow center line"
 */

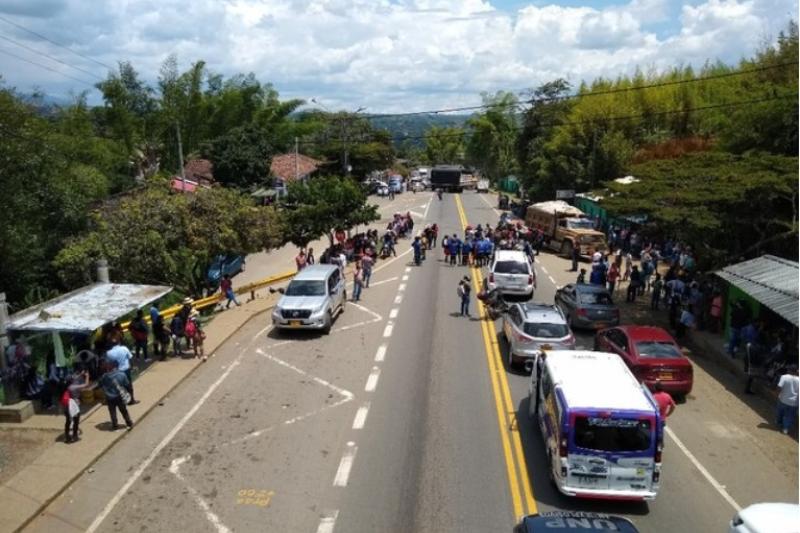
xmin=454 ymin=194 xmax=538 ymax=519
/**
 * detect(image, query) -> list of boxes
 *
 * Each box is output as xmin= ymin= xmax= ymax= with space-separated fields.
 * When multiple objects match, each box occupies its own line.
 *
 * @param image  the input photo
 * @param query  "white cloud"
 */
xmin=0 ymin=0 xmax=796 ymax=111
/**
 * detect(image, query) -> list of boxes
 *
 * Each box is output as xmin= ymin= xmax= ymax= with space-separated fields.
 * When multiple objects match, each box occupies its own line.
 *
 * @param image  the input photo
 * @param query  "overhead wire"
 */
xmin=0 ymin=47 xmax=98 ymax=87
xmin=0 ymin=14 xmax=114 ymax=70
xmin=0 ymin=33 xmax=104 ymax=80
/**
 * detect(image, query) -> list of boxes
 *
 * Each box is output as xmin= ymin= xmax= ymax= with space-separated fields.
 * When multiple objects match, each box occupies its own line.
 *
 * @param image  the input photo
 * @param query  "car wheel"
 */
xmin=561 ymin=240 xmax=573 ymax=259
xmin=322 ymin=312 xmax=332 ymax=334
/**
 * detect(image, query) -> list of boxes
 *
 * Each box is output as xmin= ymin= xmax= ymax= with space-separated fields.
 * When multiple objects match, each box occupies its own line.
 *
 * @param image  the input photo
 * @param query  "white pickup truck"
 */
xmin=476 ymin=178 xmax=490 ymax=193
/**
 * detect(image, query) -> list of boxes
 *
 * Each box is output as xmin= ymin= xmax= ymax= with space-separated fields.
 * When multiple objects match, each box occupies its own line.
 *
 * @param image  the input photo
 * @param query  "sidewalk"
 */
xmin=0 ymin=289 xmax=281 ymax=533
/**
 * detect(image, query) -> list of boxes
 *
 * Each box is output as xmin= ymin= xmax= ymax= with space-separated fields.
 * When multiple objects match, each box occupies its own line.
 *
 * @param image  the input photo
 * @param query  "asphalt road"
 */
xmin=24 ymin=191 xmax=798 ymax=533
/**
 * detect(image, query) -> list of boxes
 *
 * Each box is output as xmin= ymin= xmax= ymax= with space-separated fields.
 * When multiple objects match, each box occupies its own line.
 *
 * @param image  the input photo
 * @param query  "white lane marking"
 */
xmin=404 ymin=267 xmax=412 ymax=273
xmin=316 ymin=510 xmax=339 ymax=533
xmin=85 ymin=324 xmax=270 ymax=533
xmin=333 ymin=442 xmax=358 ymax=487
xmin=401 ymin=274 xmax=409 ymax=281
xmin=423 ymin=196 xmax=432 ymax=219
xmin=408 ymin=210 xmax=423 ymax=218
xmin=258 ymin=351 xmax=354 ymax=400
xmin=364 ymin=366 xmax=381 ymax=392
xmin=374 ymin=344 xmax=387 ymax=362
xmin=548 ymin=275 xmax=556 ymax=284
xmin=394 ymin=294 xmax=403 ymax=304
xmin=383 ymin=322 xmax=394 ymax=337
xmin=265 ymin=340 xmax=292 ymax=349
xmin=478 ymin=191 xmax=502 ymax=217
xmin=169 ymin=456 xmax=231 ymax=533
xmin=540 ymin=266 xmax=548 ymax=274
xmin=352 ymin=402 xmax=371 ymax=430
xmin=665 ymin=426 xmax=742 ymax=511
xmin=398 ymin=283 xmax=407 ymax=292
xmin=367 ymin=276 xmax=399 ymax=287
xmin=389 ymin=308 xmax=399 ymax=319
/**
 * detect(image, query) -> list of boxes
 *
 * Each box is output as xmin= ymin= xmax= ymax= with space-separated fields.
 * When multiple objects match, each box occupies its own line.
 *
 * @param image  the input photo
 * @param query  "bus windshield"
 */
xmin=574 ymin=416 xmax=652 ymax=452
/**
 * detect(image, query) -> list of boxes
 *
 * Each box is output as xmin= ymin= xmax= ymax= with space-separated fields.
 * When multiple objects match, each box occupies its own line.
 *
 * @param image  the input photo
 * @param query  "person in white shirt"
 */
xmin=776 ymin=365 xmax=799 ymax=435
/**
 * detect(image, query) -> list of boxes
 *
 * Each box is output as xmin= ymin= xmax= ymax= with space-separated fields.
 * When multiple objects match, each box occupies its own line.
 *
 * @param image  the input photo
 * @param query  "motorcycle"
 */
xmin=477 ymin=287 xmax=509 ymax=320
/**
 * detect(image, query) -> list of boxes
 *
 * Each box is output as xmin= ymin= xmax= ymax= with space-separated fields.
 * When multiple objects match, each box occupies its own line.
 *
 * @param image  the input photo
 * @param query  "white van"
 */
xmin=488 ymin=250 xmax=535 ymax=298
xmin=528 ymin=351 xmax=663 ymax=501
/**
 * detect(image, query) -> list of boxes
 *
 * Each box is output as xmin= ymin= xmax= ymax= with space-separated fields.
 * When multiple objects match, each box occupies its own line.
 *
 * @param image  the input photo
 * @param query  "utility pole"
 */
xmin=295 ymin=137 xmax=300 ymax=182
xmin=176 ymin=122 xmax=186 ymax=191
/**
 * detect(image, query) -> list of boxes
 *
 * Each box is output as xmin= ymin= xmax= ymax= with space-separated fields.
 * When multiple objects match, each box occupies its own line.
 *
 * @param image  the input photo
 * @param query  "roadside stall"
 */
xmin=2 ymin=283 xmax=171 ymax=419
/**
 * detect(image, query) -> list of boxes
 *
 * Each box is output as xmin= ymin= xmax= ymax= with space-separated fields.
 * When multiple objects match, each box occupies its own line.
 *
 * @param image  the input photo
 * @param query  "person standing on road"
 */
xmin=776 ymin=366 xmax=799 ymax=435
xmin=105 ymin=338 xmax=137 ymax=405
xmin=307 ymin=247 xmax=316 ymax=265
xmin=220 ymin=274 xmax=241 ymax=309
xmin=570 ymin=245 xmax=579 ymax=272
xmin=728 ymin=300 xmax=750 ymax=358
xmin=295 ymin=249 xmax=308 ymax=271
xmin=607 ymin=262 xmax=620 ymax=294
xmin=651 ymin=274 xmax=664 ymax=310
xmin=170 ymin=313 xmax=185 ymax=357
xmin=99 ymin=360 xmax=135 ymax=431
xmin=431 ymin=224 xmax=439 ymax=248
xmin=652 ymin=381 xmax=676 ymax=423
xmin=676 ymin=306 xmax=696 ymax=339
xmin=626 ymin=265 xmax=641 ymax=302
xmin=622 ymin=252 xmax=633 ymax=281
xmin=361 ymin=254 xmax=373 ymax=288
xmin=458 ymin=276 xmax=472 ymax=317
xmin=442 ymin=234 xmax=450 ymax=263
xmin=352 ymin=263 xmax=364 ymax=301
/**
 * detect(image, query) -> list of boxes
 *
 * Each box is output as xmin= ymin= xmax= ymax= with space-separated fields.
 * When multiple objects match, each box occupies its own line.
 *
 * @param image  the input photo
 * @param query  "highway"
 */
xmin=25 ymin=191 xmax=798 ymax=533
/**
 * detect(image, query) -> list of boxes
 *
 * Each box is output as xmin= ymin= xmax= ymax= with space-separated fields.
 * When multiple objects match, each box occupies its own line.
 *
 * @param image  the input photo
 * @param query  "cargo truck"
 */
xmin=525 ymin=200 xmax=607 ymax=258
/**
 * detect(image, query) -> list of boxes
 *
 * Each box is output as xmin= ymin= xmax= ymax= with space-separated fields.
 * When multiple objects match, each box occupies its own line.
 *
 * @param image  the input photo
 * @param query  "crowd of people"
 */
xmin=3 ymin=297 xmax=209 ymax=444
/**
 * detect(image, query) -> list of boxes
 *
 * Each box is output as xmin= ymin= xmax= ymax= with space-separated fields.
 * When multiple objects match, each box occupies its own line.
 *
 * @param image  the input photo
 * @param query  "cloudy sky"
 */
xmin=0 ymin=0 xmax=795 ymax=112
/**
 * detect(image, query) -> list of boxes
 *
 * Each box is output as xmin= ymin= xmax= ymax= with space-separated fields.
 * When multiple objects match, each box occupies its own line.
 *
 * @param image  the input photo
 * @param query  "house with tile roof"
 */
xmin=270 ymin=153 xmax=324 ymax=196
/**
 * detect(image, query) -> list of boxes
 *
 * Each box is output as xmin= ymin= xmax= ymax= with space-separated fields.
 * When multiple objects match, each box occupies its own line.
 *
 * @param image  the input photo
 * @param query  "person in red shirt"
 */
xmin=295 ymin=249 xmax=307 ymax=271
xmin=652 ymin=380 xmax=676 ymax=421
xmin=219 ymin=274 xmax=240 ymax=309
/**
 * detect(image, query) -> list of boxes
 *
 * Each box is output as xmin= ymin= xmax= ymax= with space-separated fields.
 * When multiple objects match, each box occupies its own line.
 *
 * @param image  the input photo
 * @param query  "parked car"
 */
xmin=487 ymin=250 xmax=535 ymax=299
xmin=388 ymin=176 xmax=403 ymax=193
xmin=501 ymin=302 xmax=575 ymax=372
xmin=271 ymin=265 xmax=346 ymax=334
xmin=554 ymin=283 xmax=620 ymax=329
xmin=594 ymin=325 xmax=694 ymax=396
xmin=375 ymin=182 xmax=390 ymax=197
xmin=515 ymin=512 xmax=640 ymax=533
xmin=476 ymin=178 xmax=490 ymax=193
xmin=409 ymin=177 xmax=425 ymax=191
xmin=363 ymin=179 xmax=384 ymax=194
xmin=206 ymin=254 xmax=245 ymax=289
xmin=729 ymin=502 xmax=800 ymax=533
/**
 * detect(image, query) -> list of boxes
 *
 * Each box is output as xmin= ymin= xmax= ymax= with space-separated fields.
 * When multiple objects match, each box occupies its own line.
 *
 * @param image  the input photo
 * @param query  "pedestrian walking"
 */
xmin=99 ymin=360 xmax=134 ymax=431
xmin=352 ymin=263 xmax=364 ymax=301
xmin=570 ymin=245 xmax=579 ymax=272
xmin=458 ymin=276 xmax=472 ymax=317
xmin=61 ymin=369 xmax=91 ymax=444
xmin=776 ymin=366 xmax=799 ymax=435
xmin=651 ymin=274 xmax=663 ymax=310
xmin=361 ymin=254 xmax=373 ymax=288
xmin=128 ymin=310 xmax=150 ymax=362
xmin=295 ymin=249 xmax=307 ymax=271
xmin=626 ymin=265 xmax=641 ymax=302
xmin=607 ymin=262 xmax=620 ymax=293
xmin=220 ymin=274 xmax=241 ymax=309
xmin=652 ymin=381 xmax=676 ymax=423
xmin=105 ymin=338 xmax=137 ymax=405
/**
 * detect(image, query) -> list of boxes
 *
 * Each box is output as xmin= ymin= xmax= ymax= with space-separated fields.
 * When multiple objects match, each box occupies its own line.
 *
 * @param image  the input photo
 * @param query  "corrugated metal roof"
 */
xmin=716 ymin=254 xmax=799 ymax=326
xmin=8 ymin=283 xmax=172 ymax=333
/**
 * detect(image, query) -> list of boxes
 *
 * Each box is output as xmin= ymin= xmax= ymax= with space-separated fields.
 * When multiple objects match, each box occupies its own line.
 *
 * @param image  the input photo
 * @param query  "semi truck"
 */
xmin=525 ymin=200 xmax=607 ymax=258
xmin=430 ymin=165 xmax=464 ymax=193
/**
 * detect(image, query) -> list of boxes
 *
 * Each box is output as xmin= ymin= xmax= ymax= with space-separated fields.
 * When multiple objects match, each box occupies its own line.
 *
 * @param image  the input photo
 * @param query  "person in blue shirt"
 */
xmin=99 ymin=360 xmax=134 ymax=430
xmin=105 ymin=339 xmax=137 ymax=405
xmin=412 ymin=236 xmax=423 ymax=266
xmin=448 ymin=237 xmax=460 ymax=266
xmin=461 ymin=238 xmax=473 ymax=266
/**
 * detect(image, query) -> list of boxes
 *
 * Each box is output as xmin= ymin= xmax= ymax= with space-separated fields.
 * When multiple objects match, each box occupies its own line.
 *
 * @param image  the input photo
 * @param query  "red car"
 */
xmin=594 ymin=325 xmax=693 ymax=397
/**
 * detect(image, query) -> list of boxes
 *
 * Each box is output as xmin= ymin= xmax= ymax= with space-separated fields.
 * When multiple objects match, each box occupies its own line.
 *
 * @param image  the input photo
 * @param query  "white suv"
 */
xmin=487 ymin=250 xmax=536 ymax=299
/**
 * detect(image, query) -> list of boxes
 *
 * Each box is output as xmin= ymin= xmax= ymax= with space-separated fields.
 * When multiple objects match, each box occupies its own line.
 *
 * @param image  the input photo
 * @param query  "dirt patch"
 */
xmin=0 ymin=428 xmax=59 ymax=485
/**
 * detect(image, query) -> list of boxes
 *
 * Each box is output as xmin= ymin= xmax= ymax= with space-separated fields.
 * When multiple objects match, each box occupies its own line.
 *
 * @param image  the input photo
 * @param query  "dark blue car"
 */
xmin=207 ymin=254 xmax=245 ymax=289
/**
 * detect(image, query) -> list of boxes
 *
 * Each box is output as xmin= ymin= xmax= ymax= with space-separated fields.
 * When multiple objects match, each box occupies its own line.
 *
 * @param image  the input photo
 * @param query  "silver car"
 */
xmin=487 ymin=250 xmax=536 ymax=299
xmin=272 ymin=265 xmax=346 ymax=334
xmin=502 ymin=302 xmax=575 ymax=372
xmin=554 ymin=283 xmax=620 ymax=330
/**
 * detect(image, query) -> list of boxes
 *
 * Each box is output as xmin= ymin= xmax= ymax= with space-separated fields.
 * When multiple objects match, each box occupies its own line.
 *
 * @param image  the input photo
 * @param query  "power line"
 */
xmin=361 ymin=61 xmax=798 ymax=119
xmin=0 ymin=34 xmax=104 ymax=80
xmin=0 ymin=47 xmax=97 ymax=87
xmin=299 ymin=93 xmax=795 ymax=146
xmin=0 ymin=15 xmax=114 ymax=70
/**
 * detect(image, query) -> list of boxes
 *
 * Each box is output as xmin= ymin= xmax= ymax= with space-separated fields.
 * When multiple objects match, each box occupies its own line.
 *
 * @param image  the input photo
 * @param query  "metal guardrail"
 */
xmin=120 ymin=271 xmax=296 ymax=329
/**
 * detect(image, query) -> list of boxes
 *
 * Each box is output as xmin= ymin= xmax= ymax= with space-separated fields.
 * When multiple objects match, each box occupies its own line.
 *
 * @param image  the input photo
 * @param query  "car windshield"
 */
xmin=578 ymin=291 xmax=613 ymax=305
xmin=285 ymin=280 xmax=326 ymax=297
xmin=566 ymin=218 xmax=595 ymax=229
xmin=494 ymin=261 xmax=529 ymax=274
xmin=574 ymin=416 xmax=652 ymax=452
xmin=523 ymin=322 xmax=569 ymax=338
xmin=635 ymin=341 xmax=683 ymax=359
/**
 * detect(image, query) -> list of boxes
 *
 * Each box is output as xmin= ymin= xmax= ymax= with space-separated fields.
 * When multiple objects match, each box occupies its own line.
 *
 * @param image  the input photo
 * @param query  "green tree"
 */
xmin=53 ymin=185 xmax=284 ymax=295
xmin=203 ymin=124 xmax=274 ymax=188
xmin=283 ymin=176 xmax=379 ymax=247
xmin=423 ymin=125 xmax=465 ymax=164
xmin=465 ymin=91 xmax=519 ymax=182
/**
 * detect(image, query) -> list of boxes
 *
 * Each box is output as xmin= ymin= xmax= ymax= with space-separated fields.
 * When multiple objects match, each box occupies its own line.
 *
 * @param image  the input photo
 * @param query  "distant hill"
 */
xmin=368 ymin=114 xmax=470 ymax=146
